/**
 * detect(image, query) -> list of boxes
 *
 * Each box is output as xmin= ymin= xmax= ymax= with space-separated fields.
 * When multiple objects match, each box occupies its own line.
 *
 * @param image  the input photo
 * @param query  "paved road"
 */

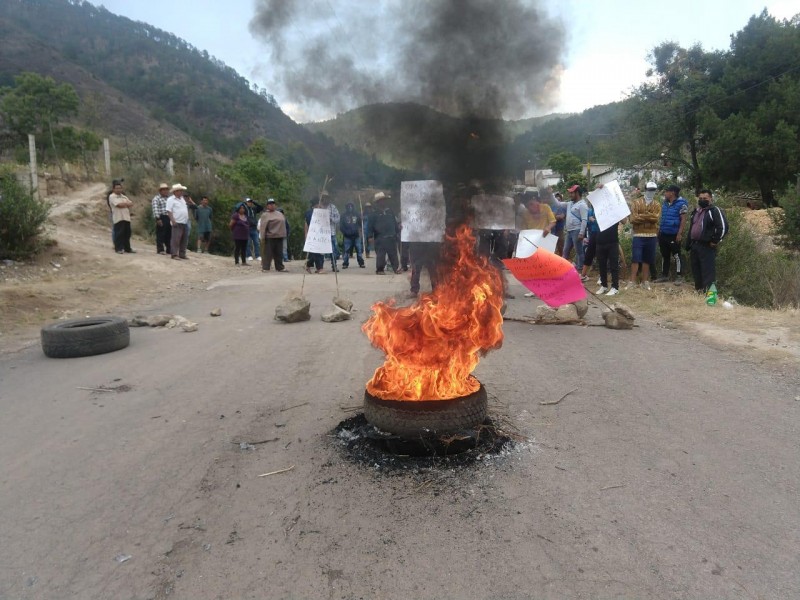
xmin=1 ymin=267 xmax=798 ymax=599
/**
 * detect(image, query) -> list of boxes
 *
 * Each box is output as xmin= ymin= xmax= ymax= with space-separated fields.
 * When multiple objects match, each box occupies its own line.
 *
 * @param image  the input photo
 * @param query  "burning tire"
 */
xmin=364 ymin=384 xmax=487 ymax=438
xmin=41 ymin=316 xmax=130 ymax=358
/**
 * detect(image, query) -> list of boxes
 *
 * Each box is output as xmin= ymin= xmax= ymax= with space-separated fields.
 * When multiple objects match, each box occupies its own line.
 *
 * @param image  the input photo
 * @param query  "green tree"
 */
xmin=702 ymin=12 xmax=800 ymax=206
xmin=0 ymin=72 xmax=80 ymax=178
xmin=217 ymin=140 xmax=307 ymax=258
xmin=52 ymin=126 xmax=102 ymax=178
xmin=629 ymin=43 xmax=723 ymax=193
xmin=547 ymin=151 xmax=583 ymax=181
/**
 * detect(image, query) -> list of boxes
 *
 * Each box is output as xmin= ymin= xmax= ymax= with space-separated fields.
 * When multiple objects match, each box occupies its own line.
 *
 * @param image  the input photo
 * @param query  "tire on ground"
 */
xmin=364 ymin=384 xmax=487 ymax=437
xmin=41 ymin=316 xmax=130 ymax=358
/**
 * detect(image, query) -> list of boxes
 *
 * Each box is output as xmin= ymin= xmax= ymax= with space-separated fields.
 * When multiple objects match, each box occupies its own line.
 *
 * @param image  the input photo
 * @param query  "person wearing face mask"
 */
xmin=626 ymin=181 xmax=662 ymax=290
xmin=685 ymin=189 xmax=727 ymax=293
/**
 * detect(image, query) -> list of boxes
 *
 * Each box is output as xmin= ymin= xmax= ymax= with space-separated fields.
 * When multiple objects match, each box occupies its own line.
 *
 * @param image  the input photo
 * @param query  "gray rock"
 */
xmin=572 ymin=298 xmax=589 ymax=318
xmin=602 ymin=307 xmax=635 ymax=330
xmin=128 ymin=316 xmax=150 ymax=327
xmin=181 ymin=321 xmax=199 ymax=332
xmin=147 ymin=314 xmax=173 ymax=327
xmin=535 ymin=303 xmax=580 ymax=324
xmin=555 ymin=304 xmax=579 ymax=322
xmin=333 ymin=297 xmax=353 ymax=312
xmin=321 ymin=305 xmax=352 ymax=323
xmin=610 ymin=302 xmax=635 ymax=321
xmin=210 ymin=308 xmax=222 ymax=317
xmin=275 ymin=296 xmax=311 ymax=323
xmin=534 ymin=305 xmax=560 ymax=324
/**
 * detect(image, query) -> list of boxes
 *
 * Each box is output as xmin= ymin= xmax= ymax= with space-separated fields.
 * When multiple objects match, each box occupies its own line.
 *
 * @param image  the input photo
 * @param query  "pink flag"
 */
xmin=503 ymin=249 xmax=586 ymax=307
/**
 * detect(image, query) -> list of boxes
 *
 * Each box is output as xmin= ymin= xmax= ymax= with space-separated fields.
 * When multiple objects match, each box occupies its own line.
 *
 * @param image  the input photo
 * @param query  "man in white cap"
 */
xmin=166 ymin=183 xmax=190 ymax=259
xmin=151 ymin=182 xmax=171 ymax=254
xmin=626 ymin=181 xmax=662 ymax=290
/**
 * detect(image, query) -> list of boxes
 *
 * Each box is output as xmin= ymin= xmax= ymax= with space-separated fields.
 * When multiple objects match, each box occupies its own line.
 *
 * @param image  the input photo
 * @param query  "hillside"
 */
xmin=306 ymin=100 xmax=631 ymax=176
xmin=305 ymin=103 xmax=567 ymax=172
xmin=0 ymin=0 xmax=404 ymax=188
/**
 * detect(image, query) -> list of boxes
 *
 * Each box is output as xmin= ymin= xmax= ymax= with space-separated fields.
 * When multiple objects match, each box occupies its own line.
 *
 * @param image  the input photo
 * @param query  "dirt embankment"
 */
xmin=0 ymin=182 xmax=237 ymax=351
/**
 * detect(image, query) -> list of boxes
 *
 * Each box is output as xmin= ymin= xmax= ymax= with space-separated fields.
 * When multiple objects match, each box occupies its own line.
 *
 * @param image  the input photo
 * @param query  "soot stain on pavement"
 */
xmin=332 ymin=413 xmax=530 ymax=472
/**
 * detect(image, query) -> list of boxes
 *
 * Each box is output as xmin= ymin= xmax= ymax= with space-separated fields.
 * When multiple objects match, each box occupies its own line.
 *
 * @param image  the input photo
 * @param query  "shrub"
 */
xmin=771 ymin=188 xmax=800 ymax=251
xmin=0 ymin=167 xmax=52 ymax=259
xmin=714 ymin=197 xmax=800 ymax=308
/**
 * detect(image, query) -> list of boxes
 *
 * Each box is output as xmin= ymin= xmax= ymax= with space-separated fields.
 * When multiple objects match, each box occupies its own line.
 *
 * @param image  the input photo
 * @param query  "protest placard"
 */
xmin=515 ymin=228 xmax=558 ymax=257
xmin=471 ymin=194 xmax=515 ymax=230
xmin=302 ymin=208 xmax=333 ymax=254
xmin=587 ymin=180 xmax=630 ymax=232
xmin=400 ymin=180 xmax=446 ymax=242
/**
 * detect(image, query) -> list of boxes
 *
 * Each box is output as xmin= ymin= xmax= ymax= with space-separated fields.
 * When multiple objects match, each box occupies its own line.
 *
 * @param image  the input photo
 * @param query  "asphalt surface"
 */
xmin=1 ymin=265 xmax=798 ymax=600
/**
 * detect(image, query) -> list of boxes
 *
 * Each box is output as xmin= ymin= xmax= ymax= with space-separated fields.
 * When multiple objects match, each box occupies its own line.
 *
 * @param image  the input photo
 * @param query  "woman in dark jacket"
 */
xmin=230 ymin=205 xmax=251 ymax=266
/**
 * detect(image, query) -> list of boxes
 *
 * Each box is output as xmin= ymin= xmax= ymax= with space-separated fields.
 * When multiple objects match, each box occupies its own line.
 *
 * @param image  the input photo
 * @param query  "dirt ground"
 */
xmin=1 ymin=184 xmax=799 ymax=599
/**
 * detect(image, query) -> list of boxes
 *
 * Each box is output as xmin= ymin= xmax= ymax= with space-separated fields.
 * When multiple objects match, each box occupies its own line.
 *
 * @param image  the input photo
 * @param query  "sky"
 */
xmin=88 ymin=0 xmax=797 ymax=122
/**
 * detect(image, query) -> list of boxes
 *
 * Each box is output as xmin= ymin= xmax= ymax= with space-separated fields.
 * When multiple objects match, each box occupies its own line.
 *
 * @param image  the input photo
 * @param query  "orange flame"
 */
xmin=362 ymin=225 xmax=504 ymax=401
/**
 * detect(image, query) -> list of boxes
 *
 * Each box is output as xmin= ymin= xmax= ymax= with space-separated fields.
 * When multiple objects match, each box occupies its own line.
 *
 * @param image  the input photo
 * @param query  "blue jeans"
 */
xmin=342 ymin=236 xmax=364 ymax=266
xmin=246 ymin=229 xmax=260 ymax=259
xmin=327 ymin=234 xmax=340 ymax=268
xmin=562 ymin=229 xmax=585 ymax=270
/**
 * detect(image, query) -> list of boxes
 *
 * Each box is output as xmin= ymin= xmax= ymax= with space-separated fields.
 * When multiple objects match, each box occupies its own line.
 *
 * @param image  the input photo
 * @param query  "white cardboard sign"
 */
xmin=400 ymin=180 xmax=446 ymax=242
xmin=471 ymin=194 xmax=516 ymax=230
xmin=587 ymin=180 xmax=630 ymax=232
xmin=515 ymin=229 xmax=558 ymax=258
xmin=303 ymin=208 xmax=333 ymax=254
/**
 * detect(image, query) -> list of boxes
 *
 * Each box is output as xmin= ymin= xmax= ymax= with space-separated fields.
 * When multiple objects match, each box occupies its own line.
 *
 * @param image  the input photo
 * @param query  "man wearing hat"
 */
xmin=655 ymin=184 xmax=688 ymax=284
xmin=166 ymin=183 xmax=190 ymax=259
xmin=367 ymin=191 xmax=401 ymax=274
xmin=258 ymin=198 xmax=287 ymax=272
xmin=151 ymin=183 xmax=172 ymax=254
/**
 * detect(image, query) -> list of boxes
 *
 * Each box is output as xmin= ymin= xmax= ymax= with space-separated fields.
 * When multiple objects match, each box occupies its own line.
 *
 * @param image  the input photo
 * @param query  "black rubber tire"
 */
xmin=364 ymin=384 xmax=487 ymax=437
xmin=41 ymin=316 xmax=130 ymax=358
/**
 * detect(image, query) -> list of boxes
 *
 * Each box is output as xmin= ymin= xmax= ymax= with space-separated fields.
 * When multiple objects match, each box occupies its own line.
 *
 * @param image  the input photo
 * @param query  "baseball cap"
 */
xmin=645 ymin=181 xmax=658 ymax=190
xmin=567 ymin=184 xmax=581 ymax=193
xmin=267 ymin=198 xmax=276 ymax=204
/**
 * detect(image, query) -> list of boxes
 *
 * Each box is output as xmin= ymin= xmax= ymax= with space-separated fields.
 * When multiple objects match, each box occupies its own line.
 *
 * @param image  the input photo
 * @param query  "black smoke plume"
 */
xmin=250 ymin=0 xmax=566 ymax=182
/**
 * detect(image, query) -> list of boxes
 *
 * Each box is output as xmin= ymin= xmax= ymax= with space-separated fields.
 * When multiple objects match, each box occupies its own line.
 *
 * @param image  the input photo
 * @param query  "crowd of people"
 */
xmin=497 ymin=182 xmax=727 ymax=297
xmin=107 ymin=180 xmax=727 ymax=299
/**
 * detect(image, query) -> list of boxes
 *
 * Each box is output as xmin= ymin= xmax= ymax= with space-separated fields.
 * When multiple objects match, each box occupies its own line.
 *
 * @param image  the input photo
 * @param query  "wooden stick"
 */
xmin=358 ymin=193 xmax=367 ymax=257
xmin=540 ymin=387 xmax=578 ymax=406
xmin=600 ymin=484 xmax=626 ymax=491
xmin=231 ymin=438 xmax=279 ymax=446
xmin=280 ymin=401 xmax=309 ymax=412
xmin=77 ymin=386 xmax=114 ymax=392
xmin=258 ymin=465 xmax=295 ymax=477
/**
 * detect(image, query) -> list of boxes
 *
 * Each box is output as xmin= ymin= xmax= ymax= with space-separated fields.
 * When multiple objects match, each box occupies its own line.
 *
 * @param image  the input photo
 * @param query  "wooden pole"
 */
xmin=103 ymin=138 xmax=111 ymax=177
xmin=28 ymin=134 xmax=39 ymax=199
xmin=357 ymin=194 xmax=366 ymax=257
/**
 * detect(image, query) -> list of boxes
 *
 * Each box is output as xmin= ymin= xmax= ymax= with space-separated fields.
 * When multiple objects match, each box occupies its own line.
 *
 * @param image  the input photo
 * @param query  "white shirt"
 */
xmin=166 ymin=195 xmax=189 ymax=224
